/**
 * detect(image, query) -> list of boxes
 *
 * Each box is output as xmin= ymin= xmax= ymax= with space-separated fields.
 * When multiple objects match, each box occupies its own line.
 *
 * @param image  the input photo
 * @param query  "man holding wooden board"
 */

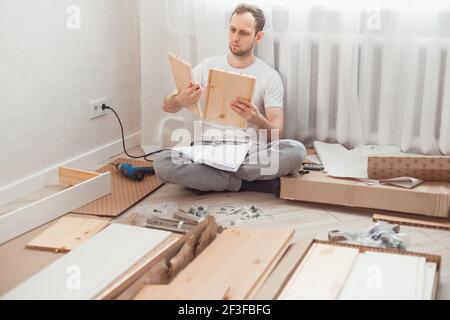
xmin=154 ymin=3 xmax=306 ymax=195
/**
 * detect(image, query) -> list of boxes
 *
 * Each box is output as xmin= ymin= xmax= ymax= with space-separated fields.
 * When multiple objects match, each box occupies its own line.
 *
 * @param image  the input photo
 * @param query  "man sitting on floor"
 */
xmin=153 ymin=3 xmax=306 ymax=196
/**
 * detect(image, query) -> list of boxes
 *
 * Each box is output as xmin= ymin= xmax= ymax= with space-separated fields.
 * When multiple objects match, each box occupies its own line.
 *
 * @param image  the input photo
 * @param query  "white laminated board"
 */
xmin=0 ymin=171 xmax=111 ymax=245
xmin=1 ymin=223 xmax=170 ymax=300
xmin=338 ymin=251 xmax=427 ymax=300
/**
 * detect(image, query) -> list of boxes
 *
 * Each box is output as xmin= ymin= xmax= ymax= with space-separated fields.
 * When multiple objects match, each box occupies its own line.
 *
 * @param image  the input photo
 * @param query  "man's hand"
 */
xmin=231 ymin=98 xmax=285 ymax=140
xmin=175 ymin=81 xmax=204 ymax=106
xmin=230 ymin=97 xmax=261 ymax=124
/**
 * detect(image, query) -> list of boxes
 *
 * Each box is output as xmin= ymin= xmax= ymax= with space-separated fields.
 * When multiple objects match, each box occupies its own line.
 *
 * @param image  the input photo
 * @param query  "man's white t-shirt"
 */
xmin=192 ymin=55 xmax=284 ymax=135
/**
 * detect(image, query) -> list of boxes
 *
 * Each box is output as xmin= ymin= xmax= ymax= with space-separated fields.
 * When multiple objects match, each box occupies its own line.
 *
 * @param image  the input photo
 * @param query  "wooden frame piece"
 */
xmin=373 ymin=213 xmax=450 ymax=231
xmin=204 ymin=68 xmax=256 ymax=128
xmin=168 ymin=52 xmax=203 ymax=118
xmin=59 ymin=167 xmax=101 ymax=187
xmin=0 ymin=167 xmax=111 ymax=245
xmin=276 ymin=240 xmax=441 ymax=300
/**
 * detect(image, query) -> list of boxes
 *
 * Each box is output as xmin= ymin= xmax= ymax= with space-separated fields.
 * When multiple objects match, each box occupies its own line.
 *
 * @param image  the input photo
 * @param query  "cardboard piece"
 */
xmin=73 ymin=158 xmax=163 ymax=217
xmin=280 ymin=171 xmax=450 ymax=218
xmin=204 ymin=68 xmax=256 ymax=128
xmin=368 ymin=155 xmax=450 ymax=181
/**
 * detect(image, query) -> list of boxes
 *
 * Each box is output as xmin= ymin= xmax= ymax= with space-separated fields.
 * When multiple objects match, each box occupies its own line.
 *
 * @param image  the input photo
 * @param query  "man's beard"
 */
xmin=229 ymin=44 xmax=254 ymax=57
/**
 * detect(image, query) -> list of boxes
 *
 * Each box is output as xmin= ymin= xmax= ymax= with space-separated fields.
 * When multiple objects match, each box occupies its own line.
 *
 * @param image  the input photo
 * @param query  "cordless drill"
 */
xmin=115 ymin=163 xmax=155 ymax=181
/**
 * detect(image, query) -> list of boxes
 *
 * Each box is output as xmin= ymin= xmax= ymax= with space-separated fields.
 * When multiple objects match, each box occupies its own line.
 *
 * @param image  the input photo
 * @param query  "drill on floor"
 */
xmin=115 ymin=163 xmax=155 ymax=181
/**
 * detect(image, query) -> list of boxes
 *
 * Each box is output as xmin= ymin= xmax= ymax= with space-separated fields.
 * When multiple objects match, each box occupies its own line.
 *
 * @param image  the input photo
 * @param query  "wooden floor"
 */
xmin=1 ymin=149 xmax=449 ymax=299
xmin=117 ymin=183 xmax=450 ymax=300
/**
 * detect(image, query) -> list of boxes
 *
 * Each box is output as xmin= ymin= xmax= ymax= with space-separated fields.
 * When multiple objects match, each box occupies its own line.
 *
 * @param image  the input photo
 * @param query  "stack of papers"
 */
xmin=172 ymin=142 xmax=252 ymax=172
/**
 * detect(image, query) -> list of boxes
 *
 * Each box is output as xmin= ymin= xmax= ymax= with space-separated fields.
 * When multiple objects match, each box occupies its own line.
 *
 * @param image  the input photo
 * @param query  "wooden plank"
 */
xmin=252 ymin=241 xmax=311 ymax=300
xmin=246 ymin=237 xmax=292 ymax=299
xmin=168 ymin=53 xmax=203 ymax=117
xmin=134 ymin=227 xmax=293 ymax=300
xmin=204 ymin=68 xmax=256 ymax=128
xmin=0 ymin=171 xmax=111 ymax=245
xmin=2 ymin=224 xmax=171 ymax=300
xmin=279 ymin=243 xmax=359 ymax=300
xmin=58 ymin=167 xmax=100 ymax=187
xmin=373 ymin=213 xmax=450 ymax=231
xmin=26 ymin=214 xmax=111 ymax=253
xmin=134 ymin=284 xmax=230 ymax=300
xmin=338 ymin=251 xmax=427 ymax=300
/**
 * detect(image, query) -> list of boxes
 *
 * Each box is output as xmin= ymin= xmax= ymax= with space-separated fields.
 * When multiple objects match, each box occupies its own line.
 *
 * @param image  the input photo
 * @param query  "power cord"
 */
xmin=101 ymin=104 xmax=170 ymax=162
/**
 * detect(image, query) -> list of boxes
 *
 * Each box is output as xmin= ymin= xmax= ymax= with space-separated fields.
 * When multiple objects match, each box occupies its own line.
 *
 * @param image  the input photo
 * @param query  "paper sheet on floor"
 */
xmin=313 ymin=142 xmax=424 ymax=188
xmin=313 ymin=141 xmax=403 ymax=179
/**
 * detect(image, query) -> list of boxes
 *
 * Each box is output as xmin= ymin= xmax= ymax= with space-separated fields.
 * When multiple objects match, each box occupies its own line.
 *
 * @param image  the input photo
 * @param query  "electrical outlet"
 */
xmin=89 ymin=98 xmax=108 ymax=119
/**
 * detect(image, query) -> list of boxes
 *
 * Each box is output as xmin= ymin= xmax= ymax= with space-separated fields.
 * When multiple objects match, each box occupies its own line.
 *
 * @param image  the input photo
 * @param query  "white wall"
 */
xmin=140 ymin=0 xmax=198 ymax=150
xmin=0 ymin=0 xmax=141 ymax=187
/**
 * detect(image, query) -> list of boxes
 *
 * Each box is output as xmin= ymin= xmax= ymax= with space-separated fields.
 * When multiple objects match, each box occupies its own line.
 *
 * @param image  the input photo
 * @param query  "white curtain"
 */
xmin=142 ymin=0 xmax=450 ymax=155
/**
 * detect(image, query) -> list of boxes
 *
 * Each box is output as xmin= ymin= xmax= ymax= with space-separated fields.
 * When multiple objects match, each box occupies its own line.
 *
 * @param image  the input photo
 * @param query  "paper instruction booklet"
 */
xmin=172 ymin=142 xmax=252 ymax=172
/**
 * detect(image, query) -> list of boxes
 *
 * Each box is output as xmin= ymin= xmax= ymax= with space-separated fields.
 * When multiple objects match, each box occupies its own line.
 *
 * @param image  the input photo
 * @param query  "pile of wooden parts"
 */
xmin=2 ymin=224 xmax=172 ymax=299
xmin=2 ymin=215 xmax=220 ymax=300
xmin=277 ymin=240 xmax=441 ymax=300
xmin=134 ymin=227 xmax=294 ymax=300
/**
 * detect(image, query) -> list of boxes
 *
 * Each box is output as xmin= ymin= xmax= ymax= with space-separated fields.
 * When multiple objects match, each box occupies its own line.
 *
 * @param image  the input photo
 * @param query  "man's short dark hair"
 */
xmin=231 ymin=3 xmax=266 ymax=34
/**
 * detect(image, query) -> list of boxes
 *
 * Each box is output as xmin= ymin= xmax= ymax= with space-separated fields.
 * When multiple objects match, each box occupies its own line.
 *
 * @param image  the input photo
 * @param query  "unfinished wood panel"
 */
xmin=253 ymin=241 xmax=311 ymax=300
xmin=134 ymin=227 xmax=293 ymax=300
xmin=26 ymin=214 xmax=111 ymax=253
xmin=279 ymin=243 xmax=359 ymax=300
xmin=373 ymin=213 xmax=450 ymax=231
xmin=134 ymin=284 xmax=231 ymax=300
xmin=0 ymin=171 xmax=111 ymax=245
xmin=246 ymin=238 xmax=292 ymax=299
xmin=2 ymin=224 xmax=170 ymax=300
xmin=168 ymin=53 xmax=203 ymax=117
xmin=204 ymin=68 xmax=256 ymax=128
xmin=59 ymin=167 xmax=101 ymax=187
xmin=338 ymin=251 xmax=427 ymax=300
xmin=73 ymin=158 xmax=163 ymax=217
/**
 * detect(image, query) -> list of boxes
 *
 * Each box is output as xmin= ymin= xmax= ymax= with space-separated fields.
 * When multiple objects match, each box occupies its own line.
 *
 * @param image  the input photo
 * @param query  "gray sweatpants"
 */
xmin=153 ymin=139 xmax=306 ymax=192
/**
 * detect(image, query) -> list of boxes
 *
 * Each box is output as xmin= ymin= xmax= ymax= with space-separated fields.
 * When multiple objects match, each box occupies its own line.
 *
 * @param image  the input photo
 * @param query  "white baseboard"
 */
xmin=0 ymin=131 xmax=141 ymax=207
